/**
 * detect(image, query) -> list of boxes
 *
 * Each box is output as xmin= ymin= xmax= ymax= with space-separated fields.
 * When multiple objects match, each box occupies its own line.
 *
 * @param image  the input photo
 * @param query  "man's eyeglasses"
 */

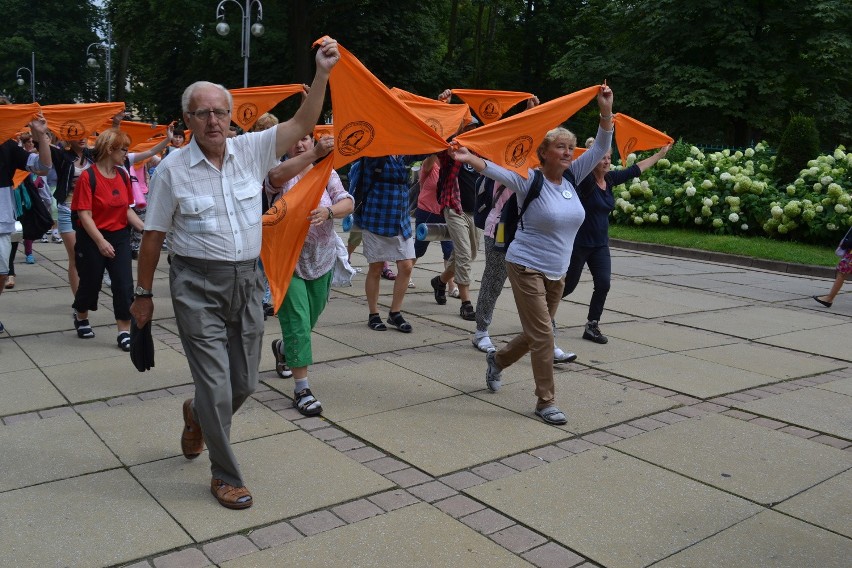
xmin=187 ymin=108 xmax=230 ymax=120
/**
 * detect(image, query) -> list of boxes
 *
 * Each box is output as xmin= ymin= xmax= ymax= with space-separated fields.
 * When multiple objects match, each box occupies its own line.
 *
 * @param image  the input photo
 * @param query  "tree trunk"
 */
xmin=289 ymin=0 xmax=311 ymax=84
xmin=115 ymin=44 xmax=130 ymax=103
xmin=446 ymin=0 xmax=459 ymax=62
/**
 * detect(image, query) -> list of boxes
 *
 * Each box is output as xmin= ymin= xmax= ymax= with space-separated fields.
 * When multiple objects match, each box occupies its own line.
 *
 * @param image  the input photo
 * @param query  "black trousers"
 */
xmin=72 ymin=227 xmax=133 ymax=321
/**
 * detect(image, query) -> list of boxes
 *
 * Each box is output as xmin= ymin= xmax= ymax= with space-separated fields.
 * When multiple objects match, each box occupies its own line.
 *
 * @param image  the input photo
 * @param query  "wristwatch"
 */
xmin=134 ymin=286 xmax=153 ymax=298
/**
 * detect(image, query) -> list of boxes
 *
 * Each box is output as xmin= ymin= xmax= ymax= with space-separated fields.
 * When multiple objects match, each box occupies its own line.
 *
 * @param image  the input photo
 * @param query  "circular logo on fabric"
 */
xmin=238 ymin=102 xmax=258 ymax=125
xmin=337 ymin=121 xmax=374 ymax=156
xmin=425 ymin=118 xmax=443 ymax=136
xmin=505 ymin=136 xmax=534 ymax=168
xmin=60 ymin=120 xmax=86 ymax=140
xmin=262 ymin=200 xmax=287 ymax=227
xmin=624 ymin=137 xmax=638 ymax=154
xmin=479 ymin=98 xmax=501 ymax=121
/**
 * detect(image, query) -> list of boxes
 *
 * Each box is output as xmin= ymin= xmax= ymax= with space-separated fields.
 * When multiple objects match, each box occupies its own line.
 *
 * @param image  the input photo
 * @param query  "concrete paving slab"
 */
xmin=603 ymin=321 xmax=736 ymax=352
xmin=0 ymin=469 xmax=191 ymax=568
xmin=81 ymin=396 xmax=296 ymax=466
xmin=0 ymin=366 xmax=66 ymax=417
xmin=339 ymin=395 xmax=566 ymax=477
xmin=575 ymin=336 xmax=667 ymax=366
xmin=758 ymin=323 xmax=852 ymax=362
xmin=737 ymin=388 xmax=852 ymax=440
xmin=604 ymin=295 xmax=704 ymax=318
xmin=384 ymin=343 xmax=531 ymax=393
xmin=0 ymin=288 xmax=79 ymax=336
xmin=816 ymin=377 xmax=852 ymax=397
xmin=651 ymin=510 xmax=852 ymax=568
xmin=470 ymin=372 xmax=676 ymax=435
xmin=0 ymin=413 xmax=120 ymax=492
xmin=612 ymin=414 xmax=852 ymax=505
xmin=313 ymin=296 xmax=374 ymax=327
xmin=667 ymin=305 xmax=844 ymax=340
xmin=0 ymin=337 xmax=37 ymax=373
xmin=264 ymin=329 xmax=366 ymax=365
xmin=266 ymin=359 xmax=462 ymax=421
xmin=43 ymin=348 xmax=190 ymax=403
xmin=314 ymin=315 xmax=468 ymax=354
xmin=131 ymin=430 xmax=393 ymax=542
xmin=223 ymin=502 xmax=533 ymax=568
xmin=599 ymin=352 xmax=777 ymax=398
xmin=775 ymin=470 xmax=852 ymax=538
xmin=15 ymin=328 xmax=171 ymax=368
xmin=467 ymin=447 xmax=761 ymax=568
xmin=683 ymin=343 xmax=844 ymax=380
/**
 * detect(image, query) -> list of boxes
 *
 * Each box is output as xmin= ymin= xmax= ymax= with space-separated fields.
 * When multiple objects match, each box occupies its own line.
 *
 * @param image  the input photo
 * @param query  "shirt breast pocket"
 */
xmin=178 ymin=195 xmax=217 ymax=233
xmin=233 ymin=180 xmax=261 ymax=228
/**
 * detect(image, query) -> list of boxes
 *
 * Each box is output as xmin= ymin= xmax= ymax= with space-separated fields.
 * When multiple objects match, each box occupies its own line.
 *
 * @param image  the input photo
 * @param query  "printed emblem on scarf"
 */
xmin=505 ymin=136 xmax=533 ymax=168
xmin=60 ymin=120 xmax=86 ymax=140
xmin=262 ymin=199 xmax=287 ymax=226
xmin=425 ymin=118 xmax=443 ymax=137
xmin=624 ymin=137 xmax=638 ymax=154
xmin=479 ymin=99 xmax=501 ymax=120
xmin=238 ymin=103 xmax=258 ymax=124
xmin=337 ymin=121 xmax=375 ymax=156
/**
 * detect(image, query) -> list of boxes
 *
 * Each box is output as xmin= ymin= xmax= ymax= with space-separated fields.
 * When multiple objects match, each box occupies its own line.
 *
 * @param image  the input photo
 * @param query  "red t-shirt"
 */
xmin=71 ymin=166 xmax=133 ymax=231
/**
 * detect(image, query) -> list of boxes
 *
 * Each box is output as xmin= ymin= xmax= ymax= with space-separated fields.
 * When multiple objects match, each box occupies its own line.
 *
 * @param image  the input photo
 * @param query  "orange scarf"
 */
xmin=260 ymin=156 xmax=334 ymax=310
xmin=613 ymin=114 xmax=674 ymax=166
xmin=391 ymin=88 xmax=473 ymax=140
xmin=40 ymin=102 xmax=126 ymax=141
xmin=0 ymin=103 xmax=40 ymax=143
xmin=115 ymin=120 xmax=168 ymax=149
xmin=454 ymin=86 xmax=599 ymax=176
xmin=228 ymin=85 xmax=304 ymax=131
xmin=313 ymin=124 xmax=333 ymax=139
xmin=313 ymin=37 xmax=448 ymax=168
xmin=450 ymin=89 xmax=533 ymax=124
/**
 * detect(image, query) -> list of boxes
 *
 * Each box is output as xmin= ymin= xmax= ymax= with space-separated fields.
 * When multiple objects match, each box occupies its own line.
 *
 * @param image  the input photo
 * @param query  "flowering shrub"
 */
xmin=609 ymin=143 xmax=851 ymax=245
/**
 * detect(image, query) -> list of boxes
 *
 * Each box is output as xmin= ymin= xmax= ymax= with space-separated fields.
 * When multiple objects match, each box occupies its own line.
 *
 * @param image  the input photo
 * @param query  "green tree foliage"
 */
xmin=550 ymin=0 xmax=851 ymax=148
xmin=774 ymin=115 xmax=821 ymax=185
xmin=0 ymin=0 xmax=101 ymax=103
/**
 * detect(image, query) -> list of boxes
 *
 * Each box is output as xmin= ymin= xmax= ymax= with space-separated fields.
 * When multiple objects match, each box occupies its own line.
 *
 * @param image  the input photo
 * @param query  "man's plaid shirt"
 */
xmin=350 ymin=155 xmax=412 ymax=238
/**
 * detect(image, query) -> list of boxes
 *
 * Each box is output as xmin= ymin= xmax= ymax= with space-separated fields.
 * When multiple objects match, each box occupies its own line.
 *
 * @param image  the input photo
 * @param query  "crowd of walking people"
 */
xmin=1 ymin=37 xmax=697 ymax=510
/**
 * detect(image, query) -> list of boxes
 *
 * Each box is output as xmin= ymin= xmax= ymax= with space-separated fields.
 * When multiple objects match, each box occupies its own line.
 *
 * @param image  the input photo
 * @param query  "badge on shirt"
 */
xmin=562 ymin=189 xmax=573 ymax=199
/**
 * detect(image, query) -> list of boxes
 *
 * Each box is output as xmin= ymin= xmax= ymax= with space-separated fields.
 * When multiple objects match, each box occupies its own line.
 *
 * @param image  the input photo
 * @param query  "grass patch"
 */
xmin=609 ymin=225 xmax=838 ymax=267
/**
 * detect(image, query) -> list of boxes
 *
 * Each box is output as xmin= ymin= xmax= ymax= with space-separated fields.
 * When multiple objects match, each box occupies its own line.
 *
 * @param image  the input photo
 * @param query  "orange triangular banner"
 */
xmin=115 ymin=120 xmax=168 ymax=149
xmin=454 ymin=86 xmax=599 ymax=176
xmin=130 ymin=135 xmax=167 ymax=154
xmin=40 ymin=102 xmax=126 ymax=141
xmin=0 ymin=102 xmax=40 ymax=143
xmin=390 ymin=88 xmax=472 ymax=140
xmin=313 ymin=37 xmax=449 ymax=168
xmin=313 ymin=124 xmax=333 ymax=139
xmin=613 ymin=113 xmax=674 ymax=166
xmin=450 ymin=89 xmax=533 ymax=125
xmin=12 ymin=170 xmax=30 ymax=189
xmin=260 ymin=156 xmax=335 ymax=312
xmin=228 ymin=85 xmax=304 ymax=132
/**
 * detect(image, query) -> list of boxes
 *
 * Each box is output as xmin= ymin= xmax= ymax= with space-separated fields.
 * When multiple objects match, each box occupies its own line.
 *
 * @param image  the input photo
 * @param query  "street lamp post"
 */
xmin=15 ymin=51 xmax=36 ymax=102
xmin=86 ymin=22 xmax=113 ymax=101
xmin=215 ymin=0 xmax=264 ymax=88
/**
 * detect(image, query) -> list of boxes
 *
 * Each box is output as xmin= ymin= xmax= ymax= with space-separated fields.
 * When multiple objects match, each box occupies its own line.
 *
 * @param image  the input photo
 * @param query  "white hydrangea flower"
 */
xmin=740 ymin=223 xmax=749 ymax=231
xmin=694 ymin=217 xmax=703 ymax=225
xmin=712 ymin=218 xmax=723 ymax=228
xmin=701 ymin=180 xmax=713 ymax=190
xmin=703 ymin=198 xmax=713 ymax=207
xmin=701 ymin=205 xmax=712 ymax=217
xmin=729 ymin=213 xmax=739 ymax=222
xmin=664 ymin=197 xmax=672 ymax=205
xmin=714 ymin=166 xmax=720 ymax=173
xmin=816 ymin=205 xmax=824 ymax=213
xmin=827 ymin=223 xmax=837 ymax=231
xmin=821 ymin=176 xmax=833 ymax=185
xmin=661 ymin=215 xmax=670 ymax=224
xmin=720 ymin=172 xmax=732 ymax=182
xmin=744 ymin=148 xmax=755 ymax=158
xmin=755 ymin=142 xmax=765 ymax=152
xmin=771 ymin=206 xmax=783 ymax=219
xmin=835 ymin=204 xmax=848 ymax=214
xmin=686 ymin=187 xmax=696 ymax=197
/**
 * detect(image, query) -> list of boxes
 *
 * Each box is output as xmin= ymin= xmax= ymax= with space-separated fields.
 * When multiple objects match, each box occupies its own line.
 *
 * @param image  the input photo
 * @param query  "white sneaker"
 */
xmin=472 ymin=335 xmax=495 ymax=353
xmin=553 ymin=347 xmax=577 ymax=364
xmin=103 ymin=273 xmax=112 ymax=287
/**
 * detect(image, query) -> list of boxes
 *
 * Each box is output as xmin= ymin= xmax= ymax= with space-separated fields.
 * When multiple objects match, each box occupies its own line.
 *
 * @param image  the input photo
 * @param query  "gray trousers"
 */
xmin=170 ymin=255 xmax=264 ymax=487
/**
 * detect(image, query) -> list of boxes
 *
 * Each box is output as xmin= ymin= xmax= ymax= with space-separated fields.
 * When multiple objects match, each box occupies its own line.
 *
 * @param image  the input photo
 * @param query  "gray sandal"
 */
xmin=535 ymin=406 xmax=567 ymax=425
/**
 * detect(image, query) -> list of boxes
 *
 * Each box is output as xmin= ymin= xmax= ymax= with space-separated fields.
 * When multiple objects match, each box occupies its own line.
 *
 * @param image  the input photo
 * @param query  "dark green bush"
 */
xmin=774 ymin=114 xmax=820 ymax=184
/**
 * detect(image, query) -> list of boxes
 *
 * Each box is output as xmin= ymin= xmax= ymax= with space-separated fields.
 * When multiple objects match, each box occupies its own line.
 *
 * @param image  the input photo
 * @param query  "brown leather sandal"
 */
xmin=211 ymin=478 xmax=253 ymax=509
xmin=181 ymin=399 xmax=204 ymax=459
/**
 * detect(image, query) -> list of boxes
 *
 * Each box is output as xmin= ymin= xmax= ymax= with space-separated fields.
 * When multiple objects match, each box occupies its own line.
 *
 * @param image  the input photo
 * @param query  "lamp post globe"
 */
xmin=216 ymin=21 xmax=230 ymax=36
xmin=16 ymin=77 xmax=24 ymax=86
xmin=87 ymin=57 xmax=98 ymax=68
xmin=251 ymin=22 xmax=264 ymax=37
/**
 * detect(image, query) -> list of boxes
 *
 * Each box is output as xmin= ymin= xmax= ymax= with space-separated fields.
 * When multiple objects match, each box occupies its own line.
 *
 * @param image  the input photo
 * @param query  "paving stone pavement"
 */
xmin=0 ymin=238 xmax=850 ymax=568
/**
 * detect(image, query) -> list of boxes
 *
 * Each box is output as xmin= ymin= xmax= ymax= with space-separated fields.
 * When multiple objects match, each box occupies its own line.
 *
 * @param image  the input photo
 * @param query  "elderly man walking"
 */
xmin=131 ymin=39 xmax=339 ymax=509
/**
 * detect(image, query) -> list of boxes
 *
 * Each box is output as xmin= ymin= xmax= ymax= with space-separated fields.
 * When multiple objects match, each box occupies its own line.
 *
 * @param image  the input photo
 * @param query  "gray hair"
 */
xmin=536 ymin=127 xmax=577 ymax=164
xmin=181 ymin=81 xmax=233 ymax=113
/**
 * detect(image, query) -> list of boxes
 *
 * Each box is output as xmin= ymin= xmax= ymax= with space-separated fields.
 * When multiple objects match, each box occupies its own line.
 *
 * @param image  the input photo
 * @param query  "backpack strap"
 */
xmin=518 ymin=170 xmax=544 ymax=231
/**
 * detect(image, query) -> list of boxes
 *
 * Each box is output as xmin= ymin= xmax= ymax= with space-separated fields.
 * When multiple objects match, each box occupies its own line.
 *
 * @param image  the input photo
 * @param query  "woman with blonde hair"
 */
xmin=71 ymin=128 xmax=144 ymax=350
xmin=450 ymin=85 xmax=614 ymax=425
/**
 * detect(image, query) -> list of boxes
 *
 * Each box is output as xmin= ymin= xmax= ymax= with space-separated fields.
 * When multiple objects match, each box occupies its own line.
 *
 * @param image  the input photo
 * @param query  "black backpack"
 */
xmin=473 ymin=176 xmax=507 ymax=230
xmin=493 ymin=169 xmax=576 ymax=253
xmin=349 ymin=156 xmax=387 ymax=215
